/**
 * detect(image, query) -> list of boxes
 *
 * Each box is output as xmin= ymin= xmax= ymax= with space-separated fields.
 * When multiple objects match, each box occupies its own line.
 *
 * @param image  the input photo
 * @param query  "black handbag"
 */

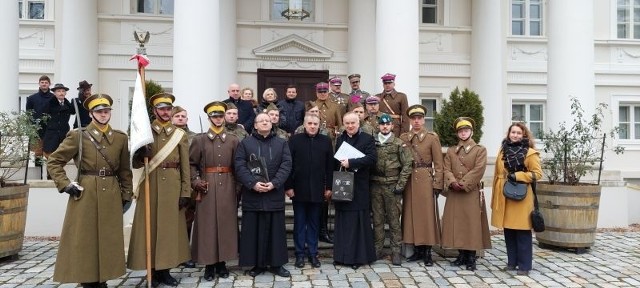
xmin=331 ymin=168 xmax=354 ymax=202
xmin=247 ymin=153 xmax=269 ymax=183
xmin=530 ymin=174 xmax=545 ymax=232
xmin=503 ymin=179 xmax=527 ymax=201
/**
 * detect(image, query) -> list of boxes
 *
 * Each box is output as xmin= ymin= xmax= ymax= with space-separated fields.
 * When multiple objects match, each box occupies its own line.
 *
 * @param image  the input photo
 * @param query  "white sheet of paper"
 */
xmin=334 ymin=141 xmax=365 ymax=160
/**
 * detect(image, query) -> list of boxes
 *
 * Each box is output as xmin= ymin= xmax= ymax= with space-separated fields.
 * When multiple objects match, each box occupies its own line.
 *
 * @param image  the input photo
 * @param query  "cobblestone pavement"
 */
xmin=1 ymin=233 xmax=639 ymax=287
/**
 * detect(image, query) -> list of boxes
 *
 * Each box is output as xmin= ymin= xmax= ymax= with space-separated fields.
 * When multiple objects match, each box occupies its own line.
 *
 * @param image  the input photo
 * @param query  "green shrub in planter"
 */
xmin=433 ymin=87 xmax=484 ymax=147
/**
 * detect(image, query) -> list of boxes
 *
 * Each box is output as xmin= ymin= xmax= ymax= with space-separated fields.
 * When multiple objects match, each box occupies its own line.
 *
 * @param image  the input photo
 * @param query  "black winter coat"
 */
xmin=25 ymin=89 xmax=54 ymax=137
xmin=278 ymin=98 xmax=305 ymax=134
xmin=42 ymin=97 xmax=75 ymax=153
xmin=72 ymin=97 xmax=91 ymax=128
xmin=286 ymin=131 xmax=333 ymax=203
xmin=224 ymin=97 xmax=255 ymax=133
xmin=235 ymin=131 xmax=292 ymax=211
xmin=334 ymin=131 xmax=377 ymax=211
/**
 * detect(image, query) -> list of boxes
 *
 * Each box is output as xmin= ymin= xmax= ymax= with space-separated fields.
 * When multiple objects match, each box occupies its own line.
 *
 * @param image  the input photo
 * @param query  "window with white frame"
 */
xmin=18 ymin=0 xmax=45 ymax=19
xmin=136 ymin=0 xmax=174 ymax=15
xmin=618 ymin=104 xmax=640 ymax=139
xmin=512 ymin=103 xmax=544 ymax=138
xmin=617 ymin=0 xmax=640 ymax=39
xmin=421 ymin=98 xmax=437 ymax=131
xmin=271 ymin=0 xmax=314 ymax=22
xmin=511 ymin=0 xmax=543 ymax=36
xmin=421 ymin=0 xmax=438 ymax=24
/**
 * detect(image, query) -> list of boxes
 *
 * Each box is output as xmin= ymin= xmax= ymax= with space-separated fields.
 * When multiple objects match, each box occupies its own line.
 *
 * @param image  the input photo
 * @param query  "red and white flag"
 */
xmin=129 ymin=70 xmax=154 ymax=160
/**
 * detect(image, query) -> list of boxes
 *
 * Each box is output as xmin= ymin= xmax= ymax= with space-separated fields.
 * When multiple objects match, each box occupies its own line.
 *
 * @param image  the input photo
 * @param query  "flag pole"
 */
xmin=139 ymin=63 xmax=153 ymax=288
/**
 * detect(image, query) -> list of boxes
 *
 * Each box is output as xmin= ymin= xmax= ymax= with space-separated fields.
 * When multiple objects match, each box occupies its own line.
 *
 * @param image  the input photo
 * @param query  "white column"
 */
xmin=375 ymin=0 xmax=419 ymax=104
xmin=173 ymin=0 xmax=220 ymax=129
xmin=470 ymin=0 xmax=506 ymax=155
xmin=1 ymin=0 xmax=19 ymax=111
xmin=55 ymin=0 xmax=98 ymax=92
xmin=219 ymin=0 xmax=237 ymax=87
xmin=547 ymin=0 xmax=595 ymax=129
xmin=348 ymin=0 xmax=376 ymax=94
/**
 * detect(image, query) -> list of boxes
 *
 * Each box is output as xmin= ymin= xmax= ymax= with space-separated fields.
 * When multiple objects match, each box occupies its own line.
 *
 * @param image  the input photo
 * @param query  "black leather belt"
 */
xmin=81 ymin=169 xmax=115 ymax=177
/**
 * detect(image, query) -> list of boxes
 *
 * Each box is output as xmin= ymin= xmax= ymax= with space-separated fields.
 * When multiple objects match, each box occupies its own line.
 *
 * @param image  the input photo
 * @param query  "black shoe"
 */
xmin=465 ymin=251 xmax=477 ymax=271
xmin=204 ymin=265 xmax=215 ymax=281
xmin=406 ymin=246 xmax=424 ymax=262
xmin=295 ymin=255 xmax=305 ymax=268
xmin=246 ymin=266 xmax=266 ymax=277
xmin=181 ymin=260 xmax=196 ymax=268
xmin=215 ymin=262 xmax=229 ymax=278
xmin=158 ymin=269 xmax=178 ymax=287
xmin=517 ymin=270 xmax=530 ymax=276
xmin=319 ymin=232 xmax=333 ymax=244
xmin=269 ymin=266 xmax=291 ymax=277
xmin=98 ymin=283 xmax=107 ymax=288
xmin=391 ymin=252 xmax=402 ymax=266
xmin=451 ymin=250 xmax=466 ymax=266
xmin=81 ymin=283 xmax=99 ymax=288
xmin=351 ymin=264 xmax=361 ymax=270
xmin=150 ymin=271 xmax=160 ymax=288
xmin=423 ymin=247 xmax=433 ymax=266
xmin=309 ymin=255 xmax=321 ymax=268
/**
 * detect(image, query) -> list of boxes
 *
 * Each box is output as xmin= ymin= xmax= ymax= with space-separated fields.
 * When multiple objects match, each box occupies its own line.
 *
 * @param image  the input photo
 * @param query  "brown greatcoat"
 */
xmin=314 ymin=99 xmax=342 ymax=143
xmin=375 ymin=90 xmax=409 ymax=136
xmin=491 ymin=148 xmax=542 ymax=230
xmin=441 ymin=139 xmax=491 ymax=250
xmin=189 ymin=129 xmax=240 ymax=264
xmin=400 ymin=128 xmax=444 ymax=245
xmin=128 ymin=120 xmax=191 ymax=270
xmin=330 ymin=91 xmax=350 ymax=116
xmin=48 ymin=123 xmax=133 ymax=283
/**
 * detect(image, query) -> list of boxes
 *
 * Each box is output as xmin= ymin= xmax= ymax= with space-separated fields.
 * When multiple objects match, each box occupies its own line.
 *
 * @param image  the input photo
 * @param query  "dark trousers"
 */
xmin=292 ymin=201 xmax=321 ymax=257
xmin=504 ymin=228 xmax=533 ymax=271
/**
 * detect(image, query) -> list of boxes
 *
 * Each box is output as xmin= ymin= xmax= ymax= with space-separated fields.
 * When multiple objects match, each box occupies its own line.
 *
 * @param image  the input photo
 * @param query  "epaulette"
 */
xmin=427 ymin=131 xmax=438 ymax=136
xmin=112 ymin=129 xmax=128 ymax=136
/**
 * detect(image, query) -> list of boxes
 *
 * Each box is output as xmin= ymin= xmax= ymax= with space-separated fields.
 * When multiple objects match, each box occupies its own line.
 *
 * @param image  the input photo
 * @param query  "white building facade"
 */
xmin=7 ymin=0 xmax=640 ymax=184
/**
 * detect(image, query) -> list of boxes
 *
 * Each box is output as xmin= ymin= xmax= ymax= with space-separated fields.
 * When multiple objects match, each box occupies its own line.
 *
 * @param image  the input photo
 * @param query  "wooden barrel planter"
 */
xmin=535 ymin=182 xmax=600 ymax=252
xmin=0 ymin=183 xmax=29 ymax=259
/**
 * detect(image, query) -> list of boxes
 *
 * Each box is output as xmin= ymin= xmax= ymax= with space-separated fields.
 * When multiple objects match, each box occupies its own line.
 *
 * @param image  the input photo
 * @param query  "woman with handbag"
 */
xmin=490 ymin=122 xmax=543 ymax=276
xmin=442 ymin=117 xmax=491 ymax=271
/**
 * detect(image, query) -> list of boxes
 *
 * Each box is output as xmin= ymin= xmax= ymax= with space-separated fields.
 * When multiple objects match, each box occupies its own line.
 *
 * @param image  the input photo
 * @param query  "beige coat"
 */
xmin=189 ymin=130 xmax=239 ymax=264
xmin=48 ymin=123 xmax=133 ymax=283
xmin=128 ymin=121 xmax=191 ymax=270
xmin=400 ymin=129 xmax=444 ymax=245
xmin=441 ymin=140 xmax=491 ymax=250
xmin=491 ymin=148 xmax=543 ymax=230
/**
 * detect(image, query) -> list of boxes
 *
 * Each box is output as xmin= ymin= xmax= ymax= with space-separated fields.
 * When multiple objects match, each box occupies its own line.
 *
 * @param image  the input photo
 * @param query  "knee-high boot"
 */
xmin=406 ymin=245 xmax=425 ymax=262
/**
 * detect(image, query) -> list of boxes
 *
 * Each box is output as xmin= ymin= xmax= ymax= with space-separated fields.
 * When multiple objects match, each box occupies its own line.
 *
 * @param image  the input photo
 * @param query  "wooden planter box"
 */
xmin=535 ymin=182 xmax=601 ymax=252
xmin=0 ymin=183 xmax=29 ymax=259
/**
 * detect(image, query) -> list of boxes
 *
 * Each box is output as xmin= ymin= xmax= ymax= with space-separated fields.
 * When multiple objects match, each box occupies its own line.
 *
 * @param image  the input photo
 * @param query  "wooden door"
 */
xmin=257 ymin=69 xmax=329 ymax=104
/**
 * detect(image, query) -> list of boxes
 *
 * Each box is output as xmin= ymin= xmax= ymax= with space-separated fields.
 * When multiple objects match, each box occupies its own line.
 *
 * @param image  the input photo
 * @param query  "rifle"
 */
xmin=71 ymin=99 xmax=84 ymax=201
xmin=195 ymin=116 xmax=206 ymax=201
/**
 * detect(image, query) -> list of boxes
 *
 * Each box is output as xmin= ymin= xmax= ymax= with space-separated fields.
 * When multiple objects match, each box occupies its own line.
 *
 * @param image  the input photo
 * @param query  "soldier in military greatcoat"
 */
xmin=400 ymin=104 xmax=444 ymax=266
xmin=375 ymin=73 xmax=409 ymax=136
xmin=48 ymin=94 xmax=133 ymax=288
xmin=370 ymin=114 xmax=413 ymax=266
xmin=347 ymin=73 xmax=370 ymax=105
xmin=442 ymin=117 xmax=491 ymax=271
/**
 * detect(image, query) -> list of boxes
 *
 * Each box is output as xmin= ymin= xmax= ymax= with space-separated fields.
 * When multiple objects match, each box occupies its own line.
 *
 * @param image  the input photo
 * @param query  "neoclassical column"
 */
xmin=375 ymin=0 xmax=419 ymax=104
xmin=55 ymin=0 xmax=98 ymax=92
xmin=470 ymin=0 xmax=506 ymax=155
xmin=173 ymin=0 xmax=220 ymax=129
xmin=547 ymin=0 xmax=595 ymax=129
xmin=219 ymin=0 xmax=237 ymax=87
xmin=1 ymin=0 xmax=19 ymax=111
xmin=348 ymin=0 xmax=375 ymax=94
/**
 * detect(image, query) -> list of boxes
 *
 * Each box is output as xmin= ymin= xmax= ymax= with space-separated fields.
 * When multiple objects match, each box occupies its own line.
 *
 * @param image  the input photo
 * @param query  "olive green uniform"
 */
xmin=225 ymin=123 xmax=248 ymax=141
xmin=370 ymin=133 xmax=413 ymax=254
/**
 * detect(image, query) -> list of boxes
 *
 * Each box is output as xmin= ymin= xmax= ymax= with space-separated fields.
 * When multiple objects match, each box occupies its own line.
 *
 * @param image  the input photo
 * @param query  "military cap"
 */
xmin=381 ymin=73 xmax=396 ymax=83
xmin=226 ymin=102 xmax=238 ymax=110
xmin=149 ymin=93 xmax=175 ymax=108
xmin=203 ymin=101 xmax=227 ymax=116
xmin=365 ymin=95 xmax=380 ymax=105
xmin=77 ymin=80 xmax=93 ymax=91
xmin=379 ymin=113 xmax=393 ymax=125
xmin=348 ymin=74 xmax=361 ymax=82
xmin=406 ymin=104 xmax=427 ymax=117
xmin=171 ymin=106 xmax=186 ymax=116
xmin=315 ymin=82 xmax=329 ymax=92
xmin=265 ymin=103 xmax=279 ymax=113
xmin=83 ymin=94 xmax=113 ymax=111
xmin=51 ymin=83 xmax=69 ymax=91
xmin=329 ymin=76 xmax=342 ymax=85
xmin=453 ymin=117 xmax=475 ymax=131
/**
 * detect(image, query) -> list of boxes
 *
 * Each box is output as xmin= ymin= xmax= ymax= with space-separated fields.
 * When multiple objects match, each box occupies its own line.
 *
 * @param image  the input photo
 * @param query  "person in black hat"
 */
xmin=42 ymin=83 xmax=75 ymax=158
xmin=73 ymin=80 xmax=93 ymax=128
xmin=47 ymin=93 xmax=133 ymax=288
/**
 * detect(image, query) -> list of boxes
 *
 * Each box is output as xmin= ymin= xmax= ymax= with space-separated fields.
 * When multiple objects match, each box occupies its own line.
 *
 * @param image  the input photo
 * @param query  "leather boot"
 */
xmin=215 ymin=261 xmax=229 ymax=278
xmin=406 ymin=245 xmax=424 ymax=262
xmin=391 ymin=252 xmax=402 ymax=266
xmin=465 ymin=250 xmax=477 ymax=271
xmin=158 ymin=269 xmax=178 ymax=287
xmin=451 ymin=250 xmax=466 ymax=266
xmin=319 ymin=202 xmax=333 ymax=243
xmin=204 ymin=265 xmax=215 ymax=281
xmin=423 ymin=246 xmax=433 ymax=266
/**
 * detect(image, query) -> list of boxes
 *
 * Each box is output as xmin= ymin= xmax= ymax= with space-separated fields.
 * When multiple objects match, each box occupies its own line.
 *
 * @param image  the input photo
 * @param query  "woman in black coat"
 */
xmin=43 ymin=84 xmax=75 ymax=157
xmin=332 ymin=112 xmax=377 ymax=269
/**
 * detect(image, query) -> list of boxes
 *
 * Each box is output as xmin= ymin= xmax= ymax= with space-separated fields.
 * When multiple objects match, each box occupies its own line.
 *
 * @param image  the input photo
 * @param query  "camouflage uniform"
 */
xmin=364 ymin=112 xmax=383 ymax=135
xmin=225 ymin=123 xmax=248 ymax=141
xmin=294 ymin=125 xmax=329 ymax=137
xmin=274 ymin=127 xmax=289 ymax=140
xmin=370 ymin=133 xmax=413 ymax=255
